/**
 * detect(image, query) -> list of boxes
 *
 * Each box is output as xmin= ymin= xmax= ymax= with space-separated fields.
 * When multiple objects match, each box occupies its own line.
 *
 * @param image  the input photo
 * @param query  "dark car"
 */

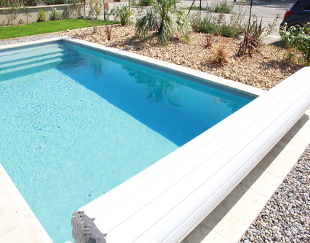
xmin=280 ymin=0 xmax=310 ymax=28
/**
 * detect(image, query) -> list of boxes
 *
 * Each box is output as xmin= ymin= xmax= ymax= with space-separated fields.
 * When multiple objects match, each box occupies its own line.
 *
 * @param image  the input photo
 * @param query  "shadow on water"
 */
xmin=55 ymin=42 xmax=252 ymax=146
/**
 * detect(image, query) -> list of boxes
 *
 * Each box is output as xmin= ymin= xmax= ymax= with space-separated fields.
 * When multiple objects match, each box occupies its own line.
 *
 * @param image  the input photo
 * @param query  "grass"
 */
xmin=0 ymin=18 xmax=116 ymax=40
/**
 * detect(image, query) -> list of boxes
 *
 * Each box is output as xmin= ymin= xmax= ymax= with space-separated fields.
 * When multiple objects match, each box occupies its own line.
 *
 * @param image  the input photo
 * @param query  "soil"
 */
xmin=60 ymin=25 xmax=306 ymax=91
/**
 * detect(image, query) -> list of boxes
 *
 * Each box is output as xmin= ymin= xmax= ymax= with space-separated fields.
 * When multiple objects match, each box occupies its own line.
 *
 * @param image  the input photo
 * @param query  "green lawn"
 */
xmin=0 ymin=19 xmax=116 ymax=40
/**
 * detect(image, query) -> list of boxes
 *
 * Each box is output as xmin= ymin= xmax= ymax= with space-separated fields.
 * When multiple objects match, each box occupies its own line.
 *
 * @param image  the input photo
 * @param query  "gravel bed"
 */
xmin=1 ymin=29 xmax=309 ymax=242
xmin=0 ymin=33 xmax=61 ymax=45
xmin=60 ymin=25 xmax=305 ymax=91
xmin=240 ymin=145 xmax=310 ymax=243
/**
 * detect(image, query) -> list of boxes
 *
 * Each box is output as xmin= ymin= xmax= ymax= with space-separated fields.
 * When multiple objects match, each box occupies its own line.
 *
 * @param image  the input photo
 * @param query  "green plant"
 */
xmin=190 ymin=13 xmax=217 ymax=34
xmin=62 ymin=5 xmax=70 ymax=19
xmin=23 ymin=0 xmax=37 ymax=6
xmin=215 ymin=0 xmax=233 ymax=14
xmin=50 ymin=7 xmax=62 ymax=21
xmin=140 ymin=0 xmax=153 ymax=6
xmin=130 ymin=0 xmax=140 ymax=6
xmin=88 ymin=0 xmax=102 ymax=33
xmin=1 ymin=0 xmax=22 ymax=26
xmin=115 ymin=4 xmax=133 ymax=26
xmin=37 ymin=9 xmax=46 ymax=22
xmin=135 ymin=0 xmax=190 ymax=45
xmin=224 ymin=10 xmax=243 ymax=37
xmin=0 ymin=0 xmax=9 ymax=8
xmin=190 ymin=12 xmax=241 ymax=38
xmin=0 ymin=0 xmax=35 ymax=7
xmin=280 ymin=23 xmax=310 ymax=65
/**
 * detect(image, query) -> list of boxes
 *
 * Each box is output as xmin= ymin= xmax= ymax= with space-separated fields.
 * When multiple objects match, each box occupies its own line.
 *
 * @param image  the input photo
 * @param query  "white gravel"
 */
xmin=240 ymin=145 xmax=310 ymax=243
xmin=0 ymin=33 xmax=61 ymax=45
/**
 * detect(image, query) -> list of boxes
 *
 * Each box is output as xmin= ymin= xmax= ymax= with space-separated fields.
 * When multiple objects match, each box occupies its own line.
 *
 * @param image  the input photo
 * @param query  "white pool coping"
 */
xmin=0 ymin=164 xmax=53 ymax=242
xmin=0 ymin=38 xmax=309 ymax=243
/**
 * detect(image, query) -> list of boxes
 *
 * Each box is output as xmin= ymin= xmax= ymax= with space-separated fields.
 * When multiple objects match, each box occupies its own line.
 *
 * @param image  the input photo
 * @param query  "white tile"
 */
xmin=201 ymin=184 xmax=267 ymax=243
xmin=200 ymin=230 xmax=231 ymax=243
xmin=240 ymin=168 xmax=282 ymax=199
xmin=257 ymin=155 xmax=295 ymax=179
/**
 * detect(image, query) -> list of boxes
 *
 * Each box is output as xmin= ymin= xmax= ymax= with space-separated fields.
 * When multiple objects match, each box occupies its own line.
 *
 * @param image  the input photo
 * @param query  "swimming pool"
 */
xmin=0 ymin=38 xmax=257 ymax=242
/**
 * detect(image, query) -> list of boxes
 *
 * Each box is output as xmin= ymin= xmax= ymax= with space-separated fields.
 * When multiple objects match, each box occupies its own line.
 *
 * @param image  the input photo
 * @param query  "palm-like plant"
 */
xmin=116 ymin=4 xmax=133 ymax=26
xmin=135 ymin=0 xmax=190 ymax=45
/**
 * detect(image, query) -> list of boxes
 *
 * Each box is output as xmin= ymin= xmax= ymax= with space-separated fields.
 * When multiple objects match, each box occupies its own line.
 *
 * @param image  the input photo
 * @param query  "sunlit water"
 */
xmin=0 ymin=42 xmax=254 ymax=242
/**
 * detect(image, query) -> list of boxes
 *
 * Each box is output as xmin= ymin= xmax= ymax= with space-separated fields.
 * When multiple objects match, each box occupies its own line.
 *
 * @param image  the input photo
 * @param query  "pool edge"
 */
xmin=0 ymin=164 xmax=53 ymax=243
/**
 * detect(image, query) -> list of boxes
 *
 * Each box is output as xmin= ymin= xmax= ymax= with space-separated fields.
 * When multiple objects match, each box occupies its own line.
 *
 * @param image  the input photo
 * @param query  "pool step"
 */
xmin=0 ymin=46 xmax=65 ymax=81
xmin=0 ymin=57 xmax=64 ymax=82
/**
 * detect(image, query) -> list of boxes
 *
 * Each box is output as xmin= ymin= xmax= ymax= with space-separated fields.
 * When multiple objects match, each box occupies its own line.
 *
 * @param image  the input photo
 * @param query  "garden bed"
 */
xmin=61 ymin=25 xmax=305 ymax=91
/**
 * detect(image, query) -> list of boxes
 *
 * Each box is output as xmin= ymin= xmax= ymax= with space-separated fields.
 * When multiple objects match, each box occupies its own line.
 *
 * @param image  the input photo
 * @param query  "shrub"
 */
xmin=190 ymin=12 xmax=241 ymax=38
xmin=136 ymin=0 xmax=190 ymax=45
xmin=140 ymin=0 xmax=153 ymax=6
xmin=37 ymin=9 xmax=46 ymax=22
xmin=22 ymin=0 xmax=37 ymax=6
xmin=115 ymin=4 xmax=133 ymax=26
xmin=280 ymin=23 xmax=310 ymax=65
xmin=3 ymin=5 xmax=20 ymax=26
xmin=49 ymin=7 xmax=62 ymax=21
xmin=237 ymin=15 xmax=278 ymax=56
xmin=190 ymin=13 xmax=216 ymax=34
xmin=88 ymin=0 xmax=102 ymax=33
xmin=218 ymin=23 xmax=239 ymax=37
xmin=62 ymin=5 xmax=70 ymax=19
xmin=0 ymin=0 xmax=37 ymax=7
xmin=215 ymin=0 xmax=233 ymax=14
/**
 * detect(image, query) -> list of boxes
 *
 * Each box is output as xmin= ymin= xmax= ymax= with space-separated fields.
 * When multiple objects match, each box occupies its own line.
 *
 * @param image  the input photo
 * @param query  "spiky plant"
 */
xmin=135 ymin=0 xmax=190 ymax=45
xmin=115 ymin=4 xmax=133 ymax=26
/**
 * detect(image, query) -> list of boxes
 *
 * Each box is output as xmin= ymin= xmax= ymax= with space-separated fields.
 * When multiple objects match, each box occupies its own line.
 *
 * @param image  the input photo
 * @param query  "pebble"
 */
xmin=0 ymin=33 xmax=61 ymax=46
xmin=240 ymin=145 xmax=310 ymax=243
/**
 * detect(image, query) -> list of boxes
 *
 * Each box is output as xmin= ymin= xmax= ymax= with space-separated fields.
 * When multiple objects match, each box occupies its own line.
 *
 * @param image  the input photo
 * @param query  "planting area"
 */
xmin=61 ymin=25 xmax=305 ymax=91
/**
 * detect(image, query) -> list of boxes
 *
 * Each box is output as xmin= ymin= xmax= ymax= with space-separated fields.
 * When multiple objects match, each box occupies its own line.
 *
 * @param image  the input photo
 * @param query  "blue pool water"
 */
xmin=0 ymin=41 xmax=254 ymax=242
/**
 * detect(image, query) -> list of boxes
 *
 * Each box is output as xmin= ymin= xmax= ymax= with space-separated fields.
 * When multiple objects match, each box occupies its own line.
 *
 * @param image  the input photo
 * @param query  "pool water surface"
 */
xmin=0 ymin=41 xmax=254 ymax=242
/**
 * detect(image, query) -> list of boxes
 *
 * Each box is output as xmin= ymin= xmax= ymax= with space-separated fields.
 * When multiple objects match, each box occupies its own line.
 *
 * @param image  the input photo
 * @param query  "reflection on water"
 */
xmin=122 ymin=65 xmax=181 ymax=107
xmin=56 ymin=42 xmax=253 ymax=145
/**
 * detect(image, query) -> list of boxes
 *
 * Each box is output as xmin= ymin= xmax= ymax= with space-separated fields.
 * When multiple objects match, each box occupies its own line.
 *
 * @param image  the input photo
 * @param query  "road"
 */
xmin=184 ymin=0 xmax=296 ymax=44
